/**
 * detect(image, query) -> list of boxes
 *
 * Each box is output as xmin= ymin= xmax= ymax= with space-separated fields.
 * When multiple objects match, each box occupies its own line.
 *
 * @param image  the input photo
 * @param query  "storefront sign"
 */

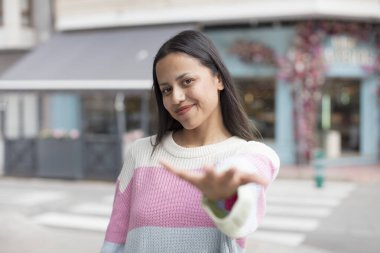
xmin=323 ymin=35 xmax=375 ymax=66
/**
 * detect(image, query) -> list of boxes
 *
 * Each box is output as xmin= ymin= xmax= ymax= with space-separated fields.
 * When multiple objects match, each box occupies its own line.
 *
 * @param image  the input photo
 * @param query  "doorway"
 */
xmin=318 ymin=78 xmax=360 ymax=157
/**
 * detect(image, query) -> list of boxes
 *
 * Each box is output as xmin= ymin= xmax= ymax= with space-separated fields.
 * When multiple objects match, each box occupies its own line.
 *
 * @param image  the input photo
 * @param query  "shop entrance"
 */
xmin=318 ymin=78 xmax=360 ymax=158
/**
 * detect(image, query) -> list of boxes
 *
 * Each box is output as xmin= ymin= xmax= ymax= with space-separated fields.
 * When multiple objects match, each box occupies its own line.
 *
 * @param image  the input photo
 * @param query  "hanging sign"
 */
xmin=323 ymin=35 xmax=375 ymax=66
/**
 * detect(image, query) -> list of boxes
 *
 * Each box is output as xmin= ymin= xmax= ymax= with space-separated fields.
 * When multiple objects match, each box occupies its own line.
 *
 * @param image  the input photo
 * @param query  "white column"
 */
xmin=5 ymin=94 xmax=21 ymax=139
xmin=4 ymin=0 xmax=21 ymax=33
xmin=23 ymin=93 xmax=39 ymax=138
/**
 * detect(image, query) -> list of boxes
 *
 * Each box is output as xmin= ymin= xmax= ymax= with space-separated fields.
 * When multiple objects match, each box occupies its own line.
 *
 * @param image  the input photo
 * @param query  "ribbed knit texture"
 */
xmin=101 ymin=132 xmax=280 ymax=253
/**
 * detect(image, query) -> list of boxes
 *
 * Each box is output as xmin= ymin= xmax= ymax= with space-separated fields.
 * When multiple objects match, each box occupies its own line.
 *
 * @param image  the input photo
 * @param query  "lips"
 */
xmin=175 ymin=105 xmax=193 ymax=115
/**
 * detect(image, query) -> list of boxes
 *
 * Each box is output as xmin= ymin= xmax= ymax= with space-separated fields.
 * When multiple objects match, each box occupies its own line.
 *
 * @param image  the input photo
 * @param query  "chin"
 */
xmin=180 ymin=122 xmax=199 ymax=131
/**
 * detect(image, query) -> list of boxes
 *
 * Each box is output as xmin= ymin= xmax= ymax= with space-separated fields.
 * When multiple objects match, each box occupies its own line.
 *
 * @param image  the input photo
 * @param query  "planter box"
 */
xmin=4 ymin=138 xmax=37 ymax=177
xmin=36 ymin=139 xmax=83 ymax=179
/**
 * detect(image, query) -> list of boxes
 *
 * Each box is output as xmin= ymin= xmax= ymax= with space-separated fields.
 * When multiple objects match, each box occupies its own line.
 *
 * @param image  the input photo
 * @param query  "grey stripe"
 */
xmin=101 ymin=241 xmax=124 ymax=253
xmin=124 ymin=227 xmax=244 ymax=253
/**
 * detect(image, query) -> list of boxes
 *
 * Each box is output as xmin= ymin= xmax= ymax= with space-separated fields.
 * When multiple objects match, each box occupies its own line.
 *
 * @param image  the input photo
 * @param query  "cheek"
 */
xmin=162 ymin=97 xmax=172 ymax=113
xmin=198 ymin=88 xmax=219 ymax=106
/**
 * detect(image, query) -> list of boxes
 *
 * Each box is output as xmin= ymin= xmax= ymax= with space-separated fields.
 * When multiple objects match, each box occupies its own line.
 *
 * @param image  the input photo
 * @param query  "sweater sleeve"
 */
xmin=201 ymin=141 xmax=280 ymax=238
xmin=101 ymin=148 xmax=136 ymax=253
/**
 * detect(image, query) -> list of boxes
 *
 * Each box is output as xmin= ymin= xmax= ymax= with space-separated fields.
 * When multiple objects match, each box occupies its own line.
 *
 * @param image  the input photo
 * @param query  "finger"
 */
xmin=225 ymin=167 xmax=237 ymax=177
xmin=159 ymin=160 xmax=178 ymax=174
xmin=239 ymin=172 xmax=269 ymax=186
xmin=203 ymin=165 xmax=216 ymax=180
xmin=219 ymin=167 xmax=237 ymax=183
xmin=160 ymin=160 xmax=203 ymax=185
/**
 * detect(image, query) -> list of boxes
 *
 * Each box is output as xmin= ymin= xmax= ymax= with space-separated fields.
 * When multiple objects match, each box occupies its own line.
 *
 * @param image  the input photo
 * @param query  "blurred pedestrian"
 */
xmin=100 ymin=30 xmax=280 ymax=253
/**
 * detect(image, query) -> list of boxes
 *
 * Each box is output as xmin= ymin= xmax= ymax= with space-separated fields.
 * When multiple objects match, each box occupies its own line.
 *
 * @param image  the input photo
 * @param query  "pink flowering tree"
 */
xmin=279 ymin=21 xmax=379 ymax=164
xmin=231 ymin=21 xmax=380 ymax=164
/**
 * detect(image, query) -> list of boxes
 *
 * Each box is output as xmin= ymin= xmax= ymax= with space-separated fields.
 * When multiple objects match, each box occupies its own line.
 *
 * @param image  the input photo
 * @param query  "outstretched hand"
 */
xmin=160 ymin=160 xmax=268 ymax=201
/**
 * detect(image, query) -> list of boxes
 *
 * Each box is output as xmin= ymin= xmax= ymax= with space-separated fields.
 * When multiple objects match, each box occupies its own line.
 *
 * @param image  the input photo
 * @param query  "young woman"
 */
xmin=101 ymin=30 xmax=280 ymax=253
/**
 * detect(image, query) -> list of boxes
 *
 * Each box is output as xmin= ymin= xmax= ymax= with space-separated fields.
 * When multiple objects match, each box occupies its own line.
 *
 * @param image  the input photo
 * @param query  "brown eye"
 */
xmin=183 ymin=79 xmax=193 ymax=86
xmin=161 ymin=87 xmax=172 ymax=95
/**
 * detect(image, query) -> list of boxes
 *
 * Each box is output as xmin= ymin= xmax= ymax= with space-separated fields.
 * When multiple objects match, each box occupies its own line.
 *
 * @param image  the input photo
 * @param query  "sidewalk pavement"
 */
xmin=0 ymin=211 xmax=104 ymax=253
xmin=0 ymin=163 xmax=379 ymax=253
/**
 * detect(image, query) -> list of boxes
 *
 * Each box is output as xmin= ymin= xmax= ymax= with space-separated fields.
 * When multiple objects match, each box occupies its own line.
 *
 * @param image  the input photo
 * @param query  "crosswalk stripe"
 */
xmin=267 ymin=189 xmax=353 ymax=199
xmin=269 ymin=181 xmax=356 ymax=197
xmin=11 ymin=192 xmax=66 ymax=206
xmin=103 ymin=195 xmax=115 ymax=204
xmin=267 ymin=196 xmax=341 ymax=206
xmin=266 ymin=205 xmax=331 ymax=217
xmin=70 ymin=203 xmax=112 ymax=216
xmin=33 ymin=212 xmax=109 ymax=232
xmin=260 ymin=215 xmax=320 ymax=231
xmin=251 ymin=230 xmax=306 ymax=247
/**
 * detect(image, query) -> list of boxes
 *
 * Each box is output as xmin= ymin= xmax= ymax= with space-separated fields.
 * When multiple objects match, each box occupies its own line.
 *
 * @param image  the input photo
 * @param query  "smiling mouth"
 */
xmin=175 ymin=105 xmax=193 ymax=115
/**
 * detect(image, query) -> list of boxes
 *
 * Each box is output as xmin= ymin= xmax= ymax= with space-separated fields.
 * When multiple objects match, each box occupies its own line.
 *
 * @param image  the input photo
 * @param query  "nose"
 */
xmin=171 ymin=87 xmax=185 ymax=104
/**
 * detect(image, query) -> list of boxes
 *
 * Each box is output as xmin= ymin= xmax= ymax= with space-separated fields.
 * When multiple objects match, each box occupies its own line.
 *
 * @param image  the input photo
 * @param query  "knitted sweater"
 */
xmin=101 ymin=132 xmax=280 ymax=253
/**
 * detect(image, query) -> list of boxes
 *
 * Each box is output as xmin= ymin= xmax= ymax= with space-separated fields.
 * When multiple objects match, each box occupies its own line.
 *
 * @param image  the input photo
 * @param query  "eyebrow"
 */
xmin=158 ymin=73 xmax=190 ymax=87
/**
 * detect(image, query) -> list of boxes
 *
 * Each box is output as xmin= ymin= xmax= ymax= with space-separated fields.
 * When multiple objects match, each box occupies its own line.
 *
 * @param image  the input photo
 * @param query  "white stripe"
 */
xmin=250 ymin=230 xmax=306 ymax=247
xmin=267 ymin=196 xmax=341 ymax=207
xmin=12 ymin=192 xmax=66 ymax=206
xmin=103 ymin=195 xmax=115 ymax=204
xmin=270 ymin=180 xmax=356 ymax=194
xmin=260 ymin=216 xmax=320 ymax=231
xmin=267 ymin=205 xmax=331 ymax=218
xmin=70 ymin=203 xmax=112 ymax=216
xmin=267 ymin=189 xmax=355 ymax=199
xmin=267 ymin=188 xmax=354 ymax=199
xmin=33 ymin=212 xmax=108 ymax=232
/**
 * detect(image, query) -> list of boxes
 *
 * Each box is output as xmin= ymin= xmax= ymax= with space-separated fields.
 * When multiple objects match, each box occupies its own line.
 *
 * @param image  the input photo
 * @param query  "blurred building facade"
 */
xmin=0 ymin=0 xmax=379 ymax=180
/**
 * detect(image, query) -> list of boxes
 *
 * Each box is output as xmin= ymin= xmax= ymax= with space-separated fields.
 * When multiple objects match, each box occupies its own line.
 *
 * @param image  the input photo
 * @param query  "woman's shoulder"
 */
xmin=131 ymin=135 xmax=156 ymax=147
xmin=124 ymin=135 xmax=156 ymax=156
xmin=237 ymin=139 xmax=280 ymax=167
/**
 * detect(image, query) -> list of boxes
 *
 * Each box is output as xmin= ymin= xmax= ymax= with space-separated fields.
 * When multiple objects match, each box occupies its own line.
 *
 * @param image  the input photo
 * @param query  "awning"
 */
xmin=0 ymin=51 xmax=27 ymax=75
xmin=0 ymin=24 xmax=194 ymax=90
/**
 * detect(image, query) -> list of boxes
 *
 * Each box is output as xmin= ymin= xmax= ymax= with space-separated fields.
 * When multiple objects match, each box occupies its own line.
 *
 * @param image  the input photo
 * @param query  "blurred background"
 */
xmin=0 ymin=0 xmax=379 ymax=252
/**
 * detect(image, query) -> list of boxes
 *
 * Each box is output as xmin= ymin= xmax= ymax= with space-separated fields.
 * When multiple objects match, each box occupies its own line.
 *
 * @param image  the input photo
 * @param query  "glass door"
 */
xmin=318 ymin=78 xmax=360 ymax=157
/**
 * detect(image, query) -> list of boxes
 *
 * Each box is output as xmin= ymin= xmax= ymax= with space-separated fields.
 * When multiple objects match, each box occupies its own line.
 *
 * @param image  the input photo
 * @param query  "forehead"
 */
xmin=155 ymin=53 xmax=208 ymax=78
xmin=157 ymin=52 xmax=201 ymax=68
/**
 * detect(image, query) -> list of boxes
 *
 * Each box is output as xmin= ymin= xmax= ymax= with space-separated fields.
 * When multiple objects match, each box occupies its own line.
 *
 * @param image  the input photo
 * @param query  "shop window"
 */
xmin=148 ymin=91 xmax=159 ymax=135
xmin=20 ymin=0 xmax=33 ymax=27
xmin=236 ymin=78 xmax=276 ymax=140
xmin=318 ymin=78 xmax=360 ymax=155
xmin=83 ymin=94 xmax=117 ymax=135
xmin=125 ymin=96 xmax=142 ymax=132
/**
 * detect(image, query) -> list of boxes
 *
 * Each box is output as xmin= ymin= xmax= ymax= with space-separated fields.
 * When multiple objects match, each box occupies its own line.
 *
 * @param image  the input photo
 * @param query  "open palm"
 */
xmin=160 ymin=160 xmax=268 ymax=201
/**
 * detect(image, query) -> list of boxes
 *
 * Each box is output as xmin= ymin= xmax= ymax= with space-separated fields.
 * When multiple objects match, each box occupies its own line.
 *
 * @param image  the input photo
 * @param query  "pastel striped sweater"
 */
xmin=101 ymin=132 xmax=280 ymax=253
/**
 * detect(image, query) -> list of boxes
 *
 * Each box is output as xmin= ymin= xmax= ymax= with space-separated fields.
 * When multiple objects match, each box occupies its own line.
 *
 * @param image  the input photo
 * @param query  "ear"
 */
xmin=216 ymin=74 xmax=224 ymax=91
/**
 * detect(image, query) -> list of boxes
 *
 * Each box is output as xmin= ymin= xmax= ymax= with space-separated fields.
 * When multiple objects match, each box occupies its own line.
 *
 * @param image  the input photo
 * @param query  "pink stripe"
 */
xmin=245 ymin=154 xmax=271 ymax=228
xmin=245 ymin=154 xmax=278 ymax=187
xmin=256 ymin=188 xmax=266 ymax=227
xmin=128 ymin=167 xmax=214 ymax=231
xmin=105 ymin=180 xmax=132 ymax=243
xmin=236 ymin=238 xmax=246 ymax=248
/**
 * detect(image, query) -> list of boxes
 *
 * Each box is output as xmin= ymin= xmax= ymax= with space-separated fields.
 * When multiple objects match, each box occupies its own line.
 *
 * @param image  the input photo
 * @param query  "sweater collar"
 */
xmin=162 ymin=132 xmax=243 ymax=158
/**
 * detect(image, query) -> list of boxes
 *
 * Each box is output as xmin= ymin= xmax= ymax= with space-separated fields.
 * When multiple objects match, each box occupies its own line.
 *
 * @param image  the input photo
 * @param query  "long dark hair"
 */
xmin=151 ymin=30 xmax=260 ymax=150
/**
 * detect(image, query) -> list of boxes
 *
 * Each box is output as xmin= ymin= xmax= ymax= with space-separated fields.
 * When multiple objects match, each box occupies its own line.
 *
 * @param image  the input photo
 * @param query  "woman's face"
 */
xmin=156 ymin=52 xmax=224 ymax=131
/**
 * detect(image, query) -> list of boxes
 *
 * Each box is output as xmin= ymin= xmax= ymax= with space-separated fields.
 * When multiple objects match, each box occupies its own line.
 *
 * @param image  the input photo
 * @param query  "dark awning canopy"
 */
xmin=0 ymin=24 xmax=194 ymax=90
